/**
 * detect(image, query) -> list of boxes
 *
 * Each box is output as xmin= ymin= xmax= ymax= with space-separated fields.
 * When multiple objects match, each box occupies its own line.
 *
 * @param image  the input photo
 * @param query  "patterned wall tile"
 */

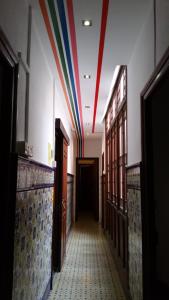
xmin=12 ymin=158 xmax=54 ymax=300
xmin=127 ymin=166 xmax=140 ymax=188
xmin=127 ymin=164 xmax=143 ymax=300
xmin=17 ymin=158 xmax=54 ymax=190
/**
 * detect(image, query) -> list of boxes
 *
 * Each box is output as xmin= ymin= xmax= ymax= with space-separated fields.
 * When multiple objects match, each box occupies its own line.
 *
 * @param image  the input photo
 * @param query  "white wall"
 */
xmin=84 ymin=138 xmax=102 ymax=222
xmin=0 ymin=0 xmax=29 ymax=143
xmin=0 ymin=0 xmax=76 ymax=172
xmin=0 ymin=0 xmax=28 ymax=62
xmin=156 ymin=0 xmax=169 ymax=64
xmin=54 ymin=84 xmax=76 ymax=174
xmin=29 ymin=19 xmax=54 ymax=166
xmin=127 ymin=0 xmax=169 ymax=166
xmin=127 ymin=1 xmax=154 ymax=165
xmin=101 ymin=0 xmax=169 ymax=168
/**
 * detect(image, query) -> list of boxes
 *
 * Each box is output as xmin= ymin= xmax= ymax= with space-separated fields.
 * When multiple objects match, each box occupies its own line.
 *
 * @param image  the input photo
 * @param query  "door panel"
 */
xmin=141 ymin=48 xmax=169 ymax=299
xmin=53 ymin=119 xmax=69 ymax=272
xmin=61 ymin=139 xmax=67 ymax=266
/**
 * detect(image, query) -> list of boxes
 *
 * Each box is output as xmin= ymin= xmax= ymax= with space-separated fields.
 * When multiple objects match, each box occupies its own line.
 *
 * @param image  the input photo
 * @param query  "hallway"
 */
xmin=1 ymin=1 xmax=169 ymax=299
xmin=49 ymin=214 xmax=126 ymax=300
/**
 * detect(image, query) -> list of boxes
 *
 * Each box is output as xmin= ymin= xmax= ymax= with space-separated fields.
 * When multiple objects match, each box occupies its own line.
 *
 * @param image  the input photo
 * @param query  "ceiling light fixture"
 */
xmin=84 ymin=74 xmax=91 ymax=79
xmin=82 ymin=20 xmax=92 ymax=27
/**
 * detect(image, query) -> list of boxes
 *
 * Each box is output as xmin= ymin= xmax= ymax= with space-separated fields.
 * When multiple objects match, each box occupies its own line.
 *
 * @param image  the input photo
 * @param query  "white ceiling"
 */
xmin=73 ymin=0 xmax=151 ymax=137
xmin=32 ymin=0 xmax=152 ymax=138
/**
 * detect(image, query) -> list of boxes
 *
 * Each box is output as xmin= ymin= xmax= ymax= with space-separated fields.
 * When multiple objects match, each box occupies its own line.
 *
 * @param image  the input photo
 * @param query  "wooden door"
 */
xmin=141 ymin=48 xmax=169 ymax=299
xmin=52 ymin=119 xmax=69 ymax=273
xmin=105 ymin=67 xmax=128 ymax=292
xmin=61 ymin=139 xmax=67 ymax=266
xmin=101 ymin=174 xmax=106 ymax=229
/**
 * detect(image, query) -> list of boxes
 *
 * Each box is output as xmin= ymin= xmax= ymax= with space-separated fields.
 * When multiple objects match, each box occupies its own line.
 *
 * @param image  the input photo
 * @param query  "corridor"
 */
xmin=1 ymin=0 xmax=169 ymax=299
xmin=49 ymin=214 xmax=126 ymax=300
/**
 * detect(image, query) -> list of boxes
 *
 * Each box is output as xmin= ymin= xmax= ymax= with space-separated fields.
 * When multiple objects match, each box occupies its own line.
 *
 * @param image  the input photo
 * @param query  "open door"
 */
xmin=76 ymin=158 xmax=99 ymax=221
xmin=52 ymin=119 xmax=70 ymax=272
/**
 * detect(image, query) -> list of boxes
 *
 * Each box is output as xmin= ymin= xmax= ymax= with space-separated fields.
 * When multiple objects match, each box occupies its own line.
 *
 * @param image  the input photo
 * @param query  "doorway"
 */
xmin=0 ymin=29 xmax=18 ymax=299
xmin=76 ymin=158 xmax=99 ymax=221
xmin=52 ymin=119 xmax=69 ymax=273
xmin=141 ymin=48 xmax=169 ymax=299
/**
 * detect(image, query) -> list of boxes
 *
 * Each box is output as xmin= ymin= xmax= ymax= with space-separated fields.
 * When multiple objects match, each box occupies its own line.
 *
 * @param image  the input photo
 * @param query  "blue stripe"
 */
xmin=56 ymin=0 xmax=82 ymax=137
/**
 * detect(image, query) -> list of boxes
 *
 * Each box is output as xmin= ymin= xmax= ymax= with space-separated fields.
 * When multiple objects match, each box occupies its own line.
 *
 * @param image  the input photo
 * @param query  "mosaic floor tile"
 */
xmin=49 ymin=214 xmax=126 ymax=300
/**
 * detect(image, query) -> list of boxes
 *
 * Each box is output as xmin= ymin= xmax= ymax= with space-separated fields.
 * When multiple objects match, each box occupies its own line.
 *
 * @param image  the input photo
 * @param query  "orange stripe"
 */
xmin=39 ymin=0 xmax=75 ymax=129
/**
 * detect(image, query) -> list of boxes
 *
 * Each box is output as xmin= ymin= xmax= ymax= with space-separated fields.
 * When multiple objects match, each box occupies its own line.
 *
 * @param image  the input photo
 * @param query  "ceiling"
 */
xmin=36 ymin=0 xmax=151 ymax=140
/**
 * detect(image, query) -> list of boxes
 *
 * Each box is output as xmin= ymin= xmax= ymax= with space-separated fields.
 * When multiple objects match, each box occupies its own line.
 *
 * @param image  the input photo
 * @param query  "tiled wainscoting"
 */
xmin=12 ymin=157 xmax=55 ymax=300
xmin=66 ymin=174 xmax=74 ymax=238
xmin=127 ymin=163 xmax=143 ymax=300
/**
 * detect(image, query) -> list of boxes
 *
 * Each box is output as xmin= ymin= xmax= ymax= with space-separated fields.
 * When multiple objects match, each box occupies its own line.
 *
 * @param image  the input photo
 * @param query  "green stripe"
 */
xmin=47 ymin=0 xmax=80 ymax=136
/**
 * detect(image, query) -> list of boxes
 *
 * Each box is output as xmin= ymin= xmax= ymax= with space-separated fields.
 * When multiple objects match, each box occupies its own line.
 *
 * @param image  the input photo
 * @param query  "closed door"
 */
xmin=61 ymin=139 xmax=67 ymax=265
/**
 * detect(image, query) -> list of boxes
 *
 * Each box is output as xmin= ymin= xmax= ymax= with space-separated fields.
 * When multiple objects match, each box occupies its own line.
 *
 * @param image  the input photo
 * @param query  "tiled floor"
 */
xmin=49 ymin=214 xmax=126 ymax=300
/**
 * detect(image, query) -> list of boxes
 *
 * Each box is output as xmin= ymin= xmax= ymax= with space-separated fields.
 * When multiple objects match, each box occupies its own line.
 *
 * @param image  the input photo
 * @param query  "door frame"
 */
xmin=141 ymin=46 xmax=169 ymax=299
xmin=0 ymin=27 xmax=18 ymax=150
xmin=52 ymin=119 xmax=69 ymax=274
xmin=0 ymin=28 xmax=19 ymax=299
xmin=76 ymin=157 xmax=99 ymax=221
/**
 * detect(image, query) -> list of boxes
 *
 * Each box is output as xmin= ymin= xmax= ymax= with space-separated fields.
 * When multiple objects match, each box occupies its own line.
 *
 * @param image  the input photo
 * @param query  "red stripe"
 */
xmin=92 ymin=0 xmax=109 ymax=132
xmin=39 ymin=0 xmax=75 ymax=129
xmin=67 ymin=0 xmax=84 ymax=155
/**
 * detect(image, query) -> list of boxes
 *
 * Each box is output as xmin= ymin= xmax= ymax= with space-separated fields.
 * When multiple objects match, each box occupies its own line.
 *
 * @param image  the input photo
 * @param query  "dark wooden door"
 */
xmin=61 ymin=139 xmax=67 ymax=266
xmin=101 ymin=174 xmax=106 ymax=228
xmin=141 ymin=48 xmax=169 ymax=299
xmin=52 ymin=119 xmax=69 ymax=273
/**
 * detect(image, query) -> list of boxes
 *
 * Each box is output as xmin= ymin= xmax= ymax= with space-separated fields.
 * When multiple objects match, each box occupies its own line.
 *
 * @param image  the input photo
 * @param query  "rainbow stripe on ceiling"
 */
xmin=39 ymin=0 xmax=84 ymax=156
xmin=39 ymin=0 xmax=109 ymax=156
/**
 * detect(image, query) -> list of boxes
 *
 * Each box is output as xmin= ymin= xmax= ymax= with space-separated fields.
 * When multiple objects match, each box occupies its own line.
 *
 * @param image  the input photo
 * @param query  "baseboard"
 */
xmin=42 ymin=278 xmax=51 ymax=300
